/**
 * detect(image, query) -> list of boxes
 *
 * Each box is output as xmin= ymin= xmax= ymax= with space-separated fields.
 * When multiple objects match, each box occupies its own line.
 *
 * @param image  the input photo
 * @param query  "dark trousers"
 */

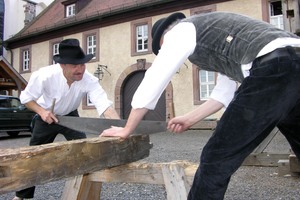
xmin=16 ymin=110 xmax=86 ymax=198
xmin=188 ymin=46 xmax=300 ymax=200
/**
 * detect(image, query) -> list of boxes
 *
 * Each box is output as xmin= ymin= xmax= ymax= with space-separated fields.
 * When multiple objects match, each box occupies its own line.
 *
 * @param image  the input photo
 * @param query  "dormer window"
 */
xmin=62 ymin=0 xmax=89 ymax=18
xmin=66 ymin=3 xmax=76 ymax=17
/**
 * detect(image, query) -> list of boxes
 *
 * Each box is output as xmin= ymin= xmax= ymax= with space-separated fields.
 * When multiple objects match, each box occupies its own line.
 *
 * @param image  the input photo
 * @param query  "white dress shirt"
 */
xmin=20 ymin=64 xmax=112 ymax=116
xmin=132 ymin=22 xmax=300 ymax=109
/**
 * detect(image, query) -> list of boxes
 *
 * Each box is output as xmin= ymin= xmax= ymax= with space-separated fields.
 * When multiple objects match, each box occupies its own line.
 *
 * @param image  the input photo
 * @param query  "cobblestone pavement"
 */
xmin=0 ymin=130 xmax=300 ymax=200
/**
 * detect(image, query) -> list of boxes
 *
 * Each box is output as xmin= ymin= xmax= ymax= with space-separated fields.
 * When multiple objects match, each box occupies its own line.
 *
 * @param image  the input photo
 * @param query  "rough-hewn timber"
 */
xmin=62 ymin=160 xmax=198 ymax=200
xmin=0 ymin=135 xmax=152 ymax=194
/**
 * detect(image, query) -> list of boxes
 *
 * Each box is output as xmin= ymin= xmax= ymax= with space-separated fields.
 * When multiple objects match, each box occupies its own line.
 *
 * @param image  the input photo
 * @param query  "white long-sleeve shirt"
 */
xmin=132 ymin=22 xmax=300 ymax=109
xmin=20 ymin=64 xmax=112 ymax=116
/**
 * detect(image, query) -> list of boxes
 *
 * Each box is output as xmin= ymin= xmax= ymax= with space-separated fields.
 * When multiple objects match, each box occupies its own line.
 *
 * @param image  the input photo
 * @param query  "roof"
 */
xmin=0 ymin=56 xmax=28 ymax=91
xmin=18 ymin=0 xmax=163 ymax=36
xmin=4 ymin=0 xmax=231 ymax=49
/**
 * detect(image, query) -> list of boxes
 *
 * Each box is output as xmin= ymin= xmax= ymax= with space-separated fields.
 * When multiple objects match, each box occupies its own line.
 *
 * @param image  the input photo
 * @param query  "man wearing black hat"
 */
xmin=101 ymin=12 xmax=300 ymax=199
xmin=13 ymin=38 xmax=119 ymax=200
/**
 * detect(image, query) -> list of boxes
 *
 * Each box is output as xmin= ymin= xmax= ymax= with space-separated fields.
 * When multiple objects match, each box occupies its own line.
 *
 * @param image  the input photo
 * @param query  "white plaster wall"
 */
xmin=10 ymin=1 xmax=268 ymax=120
xmin=3 ymin=0 xmax=54 ymax=58
xmin=217 ymin=0 xmax=263 ymax=20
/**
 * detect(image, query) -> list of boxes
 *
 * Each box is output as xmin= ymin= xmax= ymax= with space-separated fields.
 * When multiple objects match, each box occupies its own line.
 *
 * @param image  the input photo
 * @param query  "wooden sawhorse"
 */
xmin=62 ymin=160 xmax=198 ymax=200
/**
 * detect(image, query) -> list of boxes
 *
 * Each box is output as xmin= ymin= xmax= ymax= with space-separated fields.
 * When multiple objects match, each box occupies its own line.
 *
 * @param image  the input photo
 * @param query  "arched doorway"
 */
xmin=122 ymin=70 xmax=166 ymax=121
xmin=114 ymin=59 xmax=174 ymax=121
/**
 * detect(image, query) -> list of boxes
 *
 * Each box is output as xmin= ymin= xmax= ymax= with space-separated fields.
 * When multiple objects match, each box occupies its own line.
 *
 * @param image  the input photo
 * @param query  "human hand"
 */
xmin=100 ymin=126 xmax=131 ymax=139
xmin=167 ymin=116 xmax=190 ymax=133
xmin=40 ymin=110 xmax=58 ymax=124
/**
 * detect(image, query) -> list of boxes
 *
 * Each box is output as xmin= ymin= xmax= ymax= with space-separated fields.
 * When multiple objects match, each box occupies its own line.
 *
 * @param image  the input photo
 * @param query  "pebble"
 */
xmin=1 ymin=130 xmax=300 ymax=199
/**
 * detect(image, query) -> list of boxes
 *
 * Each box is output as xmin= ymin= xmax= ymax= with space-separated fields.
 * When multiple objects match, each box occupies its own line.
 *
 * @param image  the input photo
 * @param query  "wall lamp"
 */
xmin=94 ymin=64 xmax=111 ymax=81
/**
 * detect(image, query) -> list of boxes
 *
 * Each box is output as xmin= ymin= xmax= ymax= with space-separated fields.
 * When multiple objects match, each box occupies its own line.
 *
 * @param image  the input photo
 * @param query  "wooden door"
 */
xmin=122 ymin=70 xmax=166 ymax=121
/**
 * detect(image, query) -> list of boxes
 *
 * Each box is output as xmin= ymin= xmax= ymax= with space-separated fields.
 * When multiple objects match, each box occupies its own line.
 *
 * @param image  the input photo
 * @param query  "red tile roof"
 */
xmin=18 ymin=0 xmax=162 ymax=37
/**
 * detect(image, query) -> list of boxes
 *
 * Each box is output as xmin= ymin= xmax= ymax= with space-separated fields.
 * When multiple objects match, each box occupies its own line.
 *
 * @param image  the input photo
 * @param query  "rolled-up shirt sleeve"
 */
xmin=20 ymin=71 xmax=44 ymax=104
xmin=87 ymin=79 xmax=113 ymax=116
xmin=210 ymin=73 xmax=238 ymax=108
xmin=132 ymin=22 xmax=196 ymax=110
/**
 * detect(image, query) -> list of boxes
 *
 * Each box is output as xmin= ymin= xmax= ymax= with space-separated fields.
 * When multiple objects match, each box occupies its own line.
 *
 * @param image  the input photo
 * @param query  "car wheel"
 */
xmin=7 ymin=131 xmax=20 ymax=137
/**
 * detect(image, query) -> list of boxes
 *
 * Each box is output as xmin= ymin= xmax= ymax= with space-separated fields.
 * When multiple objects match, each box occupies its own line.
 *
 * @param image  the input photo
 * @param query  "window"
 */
xmin=193 ymin=67 xmax=217 ymax=104
xmin=22 ymin=50 xmax=30 ymax=71
xmin=82 ymin=94 xmax=95 ymax=110
xmin=269 ymin=1 xmax=283 ymax=29
xmin=49 ymin=38 xmax=62 ymax=65
xmin=66 ymin=3 xmax=75 ymax=17
xmin=136 ymin=24 xmax=148 ymax=52
xmin=52 ymin=43 xmax=59 ymax=64
xmin=86 ymin=95 xmax=94 ymax=106
xmin=191 ymin=5 xmax=217 ymax=105
xmin=83 ymin=30 xmax=99 ymax=62
xmin=87 ymin=35 xmax=96 ymax=59
xmin=20 ymin=46 xmax=31 ymax=73
xmin=131 ymin=18 xmax=152 ymax=56
xmin=199 ymin=71 xmax=215 ymax=100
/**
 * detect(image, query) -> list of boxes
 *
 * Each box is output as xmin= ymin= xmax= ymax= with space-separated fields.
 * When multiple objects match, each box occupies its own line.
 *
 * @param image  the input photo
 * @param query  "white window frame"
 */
xmin=52 ymin=43 xmax=59 ymax=64
xmin=87 ymin=35 xmax=96 ymax=59
xmin=136 ymin=24 xmax=148 ymax=52
xmin=270 ymin=15 xmax=283 ymax=29
xmin=22 ymin=50 xmax=30 ymax=71
xmin=87 ymin=95 xmax=94 ymax=106
xmin=269 ymin=1 xmax=283 ymax=29
xmin=199 ymin=70 xmax=215 ymax=100
xmin=66 ymin=4 xmax=75 ymax=17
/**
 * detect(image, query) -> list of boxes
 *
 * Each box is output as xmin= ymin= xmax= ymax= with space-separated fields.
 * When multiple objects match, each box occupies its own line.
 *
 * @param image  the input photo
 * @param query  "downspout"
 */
xmin=286 ymin=0 xmax=292 ymax=32
xmin=3 ymin=44 xmax=14 ymax=66
xmin=8 ymin=48 xmax=13 ymax=66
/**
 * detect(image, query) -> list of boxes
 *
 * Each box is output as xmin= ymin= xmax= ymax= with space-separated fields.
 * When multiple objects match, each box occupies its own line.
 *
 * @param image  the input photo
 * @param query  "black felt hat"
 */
xmin=151 ymin=12 xmax=186 ymax=55
xmin=53 ymin=38 xmax=93 ymax=64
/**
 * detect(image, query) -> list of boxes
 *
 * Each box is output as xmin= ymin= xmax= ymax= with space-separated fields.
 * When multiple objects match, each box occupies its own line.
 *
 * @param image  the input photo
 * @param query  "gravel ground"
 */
xmin=1 ymin=130 xmax=300 ymax=200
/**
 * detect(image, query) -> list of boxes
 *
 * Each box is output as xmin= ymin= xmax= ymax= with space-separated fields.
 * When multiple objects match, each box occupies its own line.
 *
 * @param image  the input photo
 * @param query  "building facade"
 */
xmin=2 ymin=0 xmax=300 ymax=121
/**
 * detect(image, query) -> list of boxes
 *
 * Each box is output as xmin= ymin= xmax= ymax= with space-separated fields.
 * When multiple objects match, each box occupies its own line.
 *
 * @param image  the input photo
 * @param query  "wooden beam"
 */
xmin=162 ymin=162 xmax=191 ymax=200
xmin=253 ymin=128 xmax=279 ymax=153
xmin=75 ymin=160 xmax=198 ymax=200
xmin=88 ymin=160 xmax=198 ymax=186
xmin=62 ymin=157 xmax=300 ymax=200
xmin=62 ymin=175 xmax=102 ymax=200
xmin=0 ymin=135 xmax=152 ymax=194
xmin=289 ymin=154 xmax=300 ymax=173
xmin=242 ymin=152 xmax=290 ymax=167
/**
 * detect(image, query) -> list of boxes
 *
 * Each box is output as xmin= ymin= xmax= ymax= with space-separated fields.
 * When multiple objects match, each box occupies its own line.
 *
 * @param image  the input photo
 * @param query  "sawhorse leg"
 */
xmin=61 ymin=161 xmax=198 ymax=200
xmin=61 ymin=174 xmax=102 ymax=200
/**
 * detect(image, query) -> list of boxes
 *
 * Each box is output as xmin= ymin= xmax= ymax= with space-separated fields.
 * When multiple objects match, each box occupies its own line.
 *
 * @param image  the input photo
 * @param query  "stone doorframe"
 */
xmin=114 ymin=59 xmax=175 ymax=121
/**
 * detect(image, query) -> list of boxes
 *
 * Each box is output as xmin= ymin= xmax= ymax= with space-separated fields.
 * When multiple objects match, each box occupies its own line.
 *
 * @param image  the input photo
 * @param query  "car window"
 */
xmin=0 ymin=99 xmax=10 ymax=108
xmin=11 ymin=98 xmax=21 ymax=108
xmin=0 ymin=98 xmax=22 ymax=108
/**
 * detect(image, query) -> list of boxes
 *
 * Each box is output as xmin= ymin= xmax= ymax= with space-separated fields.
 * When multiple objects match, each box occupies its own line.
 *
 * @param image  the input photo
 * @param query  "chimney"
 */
xmin=23 ymin=1 xmax=36 ymax=26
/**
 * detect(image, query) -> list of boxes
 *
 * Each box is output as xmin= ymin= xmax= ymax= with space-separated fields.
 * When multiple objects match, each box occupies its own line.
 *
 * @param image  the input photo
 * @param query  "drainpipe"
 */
xmin=3 ymin=43 xmax=14 ymax=66
xmin=8 ymin=48 xmax=13 ymax=66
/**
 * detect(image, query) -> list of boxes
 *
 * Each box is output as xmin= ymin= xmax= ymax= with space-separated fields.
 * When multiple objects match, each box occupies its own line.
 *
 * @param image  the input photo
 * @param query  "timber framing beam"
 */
xmin=0 ymin=135 xmax=152 ymax=194
xmin=62 ymin=160 xmax=198 ymax=200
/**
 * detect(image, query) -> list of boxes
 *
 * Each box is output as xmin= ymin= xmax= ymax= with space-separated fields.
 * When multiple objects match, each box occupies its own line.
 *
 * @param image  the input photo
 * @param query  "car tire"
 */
xmin=7 ymin=131 xmax=20 ymax=137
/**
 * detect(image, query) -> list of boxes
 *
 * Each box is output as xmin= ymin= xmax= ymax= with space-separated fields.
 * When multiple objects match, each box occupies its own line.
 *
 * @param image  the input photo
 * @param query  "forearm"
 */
xmin=124 ymin=108 xmax=148 ymax=134
xmin=100 ymin=107 xmax=149 ymax=138
xmin=25 ymin=100 xmax=58 ymax=124
xmin=102 ymin=106 xmax=120 ymax=119
xmin=184 ymin=98 xmax=224 ymax=126
xmin=25 ymin=101 xmax=46 ymax=116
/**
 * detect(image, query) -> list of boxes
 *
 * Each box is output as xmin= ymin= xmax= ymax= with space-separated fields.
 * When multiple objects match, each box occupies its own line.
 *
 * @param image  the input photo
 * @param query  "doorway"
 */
xmin=122 ymin=70 xmax=166 ymax=121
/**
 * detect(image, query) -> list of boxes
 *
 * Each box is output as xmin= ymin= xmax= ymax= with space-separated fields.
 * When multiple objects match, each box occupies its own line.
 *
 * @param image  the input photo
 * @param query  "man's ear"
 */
xmin=159 ymin=37 xmax=164 ymax=48
xmin=59 ymin=63 xmax=66 ymax=69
